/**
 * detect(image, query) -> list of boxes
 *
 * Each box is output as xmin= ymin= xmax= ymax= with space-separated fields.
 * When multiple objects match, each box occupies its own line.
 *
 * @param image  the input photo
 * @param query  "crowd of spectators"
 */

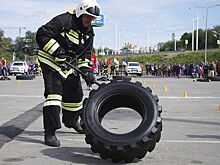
xmin=144 ymin=61 xmax=220 ymax=78
xmin=92 ymin=59 xmax=220 ymax=79
xmin=1 ymin=56 xmax=220 ymax=79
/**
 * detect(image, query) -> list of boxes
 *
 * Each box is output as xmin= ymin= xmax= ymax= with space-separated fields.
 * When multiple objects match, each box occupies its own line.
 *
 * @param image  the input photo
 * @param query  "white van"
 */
xmin=126 ymin=62 xmax=142 ymax=76
xmin=9 ymin=61 xmax=28 ymax=75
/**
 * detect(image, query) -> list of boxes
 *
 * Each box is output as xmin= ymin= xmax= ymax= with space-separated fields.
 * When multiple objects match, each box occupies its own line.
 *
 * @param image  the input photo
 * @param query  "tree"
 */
xmin=160 ymin=40 xmax=175 ymax=51
xmin=12 ymin=31 xmax=38 ymax=60
xmin=0 ymin=29 xmax=12 ymax=51
xmin=207 ymin=29 xmax=217 ymax=49
xmin=213 ymin=25 xmax=220 ymax=34
xmin=197 ymin=29 xmax=205 ymax=50
xmin=0 ymin=29 xmax=4 ymax=42
xmin=211 ymin=25 xmax=220 ymax=48
xmin=24 ymin=31 xmax=37 ymax=55
xmin=180 ymin=32 xmax=192 ymax=50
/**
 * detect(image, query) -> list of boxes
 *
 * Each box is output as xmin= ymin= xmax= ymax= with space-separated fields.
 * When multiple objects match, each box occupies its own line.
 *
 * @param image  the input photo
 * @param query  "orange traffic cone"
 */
xmin=184 ymin=90 xmax=188 ymax=98
xmin=164 ymin=85 xmax=167 ymax=92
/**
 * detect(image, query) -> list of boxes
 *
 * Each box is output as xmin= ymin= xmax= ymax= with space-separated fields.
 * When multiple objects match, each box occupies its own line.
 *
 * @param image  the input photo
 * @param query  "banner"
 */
xmin=122 ymin=58 xmax=128 ymax=66
xmin=114 ymin=58 xmax=119 ymax=65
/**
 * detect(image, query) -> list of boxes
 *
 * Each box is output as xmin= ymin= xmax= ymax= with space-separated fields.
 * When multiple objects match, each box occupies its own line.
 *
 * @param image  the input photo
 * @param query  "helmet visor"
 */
xmin=86 ymin=6 xmax=100 ymax=17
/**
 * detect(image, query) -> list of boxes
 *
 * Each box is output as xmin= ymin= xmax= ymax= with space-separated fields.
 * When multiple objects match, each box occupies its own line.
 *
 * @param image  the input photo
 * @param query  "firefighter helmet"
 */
xmin=76 ymin=0 xmax=100 ymax=18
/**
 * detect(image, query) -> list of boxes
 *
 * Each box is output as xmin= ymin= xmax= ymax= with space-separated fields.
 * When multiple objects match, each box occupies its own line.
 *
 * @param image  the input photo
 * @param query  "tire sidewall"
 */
xmin=83 ymin=81 xmax=158 ymax=145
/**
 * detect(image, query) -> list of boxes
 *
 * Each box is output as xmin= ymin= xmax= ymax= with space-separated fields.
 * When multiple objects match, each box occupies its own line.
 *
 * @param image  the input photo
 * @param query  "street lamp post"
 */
xmin=196 ymin=12 xmax=199 ymax=51
xmin=188 ymin=7 xmax=205 ymax=51
xmin=188 ymin=7 xmax=199 ymax=51
xmin=115 ymin=24 xmax=118 ymax=55
xmin=196 ymin=4 xmax=220 ymax=63
xmin=104 ymin=18 xmax=118 ymax=55
xmin=147 ymin=27 xmax=150 ymax=53
xmin=146 ymin=25 xmax=159 ymax=53
xmin=192 ymin=19 xmax=195 ymax=51
xmin=192 ymin=16 xmax=204 ymax=51
xmin=118 ymin=30 xmax=128 ymax=55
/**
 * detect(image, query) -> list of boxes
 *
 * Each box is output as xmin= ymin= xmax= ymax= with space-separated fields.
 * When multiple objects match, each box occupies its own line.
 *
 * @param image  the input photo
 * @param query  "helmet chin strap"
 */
xmin=77 ymin=15 xmax=90 ymax=32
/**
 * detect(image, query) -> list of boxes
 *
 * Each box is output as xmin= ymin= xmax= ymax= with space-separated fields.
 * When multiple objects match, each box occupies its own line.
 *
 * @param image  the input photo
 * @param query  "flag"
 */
xmin=122 ymin=58 xmax=128 ymax=66
xmin=12 ymin=52 xmax=16 ymax=61
xmin=114 ymin=58 xmax=119 ymax=65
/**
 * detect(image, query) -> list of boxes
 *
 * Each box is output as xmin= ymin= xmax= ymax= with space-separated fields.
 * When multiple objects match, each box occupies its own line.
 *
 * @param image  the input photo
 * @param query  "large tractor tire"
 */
xmin=81 ymin=80 xmax=162 ymax=163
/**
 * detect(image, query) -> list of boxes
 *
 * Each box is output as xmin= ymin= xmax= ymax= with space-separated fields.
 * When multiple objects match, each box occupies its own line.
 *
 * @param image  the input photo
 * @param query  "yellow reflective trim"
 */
xmin=48 ymin=42 xmax=60 ymax=55
xmin=38 ymin=56 xmax=73 ymax=79
xmin=67 ymin=8 xmax=76 ymax=14
xmin=47 ymin=94 xmax=62 ymax=101
xmin=62 ymin=105 xmax=83 ymax=111
xmin=78 ymin=58 xmax=90 ymax=63
xmin=43 ymin=39 xmax=56 ymax=52
xmin=60 ymin=32 xmax=65 ymax=37
xmin=38 ymin=50 xmax=54 ymax=61
xmin=66 ymin=33 xmax=79 ymax=45
xmin=62 ymin=101 xmax=82 ymax=107
xmin=69 ymin=30 xmax=79 ymax=38
xmin=55 ymin=57 xmax=66 ymax=62
xmin=44 ymin=100 xmax=61 ymax=107
xmin=77 ymin=63 xmax=90 ymax=68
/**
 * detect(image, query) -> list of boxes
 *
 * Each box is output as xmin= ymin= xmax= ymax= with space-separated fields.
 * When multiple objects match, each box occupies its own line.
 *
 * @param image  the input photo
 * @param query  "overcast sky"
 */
xmin=0 ymin=0 xmax=220 ymax=50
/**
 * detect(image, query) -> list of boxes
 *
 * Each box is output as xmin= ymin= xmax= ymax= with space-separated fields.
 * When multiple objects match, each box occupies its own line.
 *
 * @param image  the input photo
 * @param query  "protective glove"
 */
xmin=80 ymin=67 xmax=95 ymax=85
xmin=54 ymin=47 xmax=68 ymax=70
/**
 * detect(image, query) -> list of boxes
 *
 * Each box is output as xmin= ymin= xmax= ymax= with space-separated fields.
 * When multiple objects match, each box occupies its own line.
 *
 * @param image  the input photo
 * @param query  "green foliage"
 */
xmin=98 ymin=50 xmax=220 ymax=65
xmin=0 ymin=50 xmax=13 ymax=61
xmin=160 ymin=40 xmax=174 ymax=51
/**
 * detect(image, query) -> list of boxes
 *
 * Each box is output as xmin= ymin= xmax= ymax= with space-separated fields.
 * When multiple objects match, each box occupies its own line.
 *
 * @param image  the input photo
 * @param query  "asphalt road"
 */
xmin=0 ymin=75 xmax=220 ymax=165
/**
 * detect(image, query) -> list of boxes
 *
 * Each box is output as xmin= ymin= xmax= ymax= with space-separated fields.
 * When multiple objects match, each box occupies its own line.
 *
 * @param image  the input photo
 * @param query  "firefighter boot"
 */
xmin=44 ymin=134 xmax=60 ymax=147
xmin=72 ymin=121 xmax=84 ymax=134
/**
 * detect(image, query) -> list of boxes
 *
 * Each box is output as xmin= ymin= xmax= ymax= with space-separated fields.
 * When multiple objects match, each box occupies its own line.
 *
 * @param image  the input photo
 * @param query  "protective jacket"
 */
xmin=36 ymin=9 xmax=94 ymax=79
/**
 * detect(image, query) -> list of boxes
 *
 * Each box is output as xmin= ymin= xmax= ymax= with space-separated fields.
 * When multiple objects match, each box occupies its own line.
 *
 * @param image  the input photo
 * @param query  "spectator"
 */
xmin=0 ymin=57 xmax=7 ymax=78
xmin=209 ymin=62 xmax=215 ymax=77
xmin=216 ymin=61 xmax=220 ymax=76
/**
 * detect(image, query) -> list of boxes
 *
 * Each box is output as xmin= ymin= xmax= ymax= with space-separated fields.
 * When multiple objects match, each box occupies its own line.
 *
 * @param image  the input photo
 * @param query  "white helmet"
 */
xmin=76 ymin=0 xmax=100 ymax=18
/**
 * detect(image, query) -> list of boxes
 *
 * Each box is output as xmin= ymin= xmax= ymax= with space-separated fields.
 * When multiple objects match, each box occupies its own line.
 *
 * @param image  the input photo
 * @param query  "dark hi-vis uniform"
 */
xmin=36 ymin=9 xmax=94 ymax=135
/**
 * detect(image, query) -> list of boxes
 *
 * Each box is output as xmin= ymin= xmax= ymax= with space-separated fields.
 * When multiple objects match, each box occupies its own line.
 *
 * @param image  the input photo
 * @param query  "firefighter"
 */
xmin=36 ymin=0 xmax=100 ymax=147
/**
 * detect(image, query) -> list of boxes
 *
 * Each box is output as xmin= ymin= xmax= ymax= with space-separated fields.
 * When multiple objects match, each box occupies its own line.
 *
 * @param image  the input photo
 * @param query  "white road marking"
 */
xmin=162 ymin=140 xmax=220 ymax=144
xmin=0 ymin=95 xmax=43 ymax=98
xmin=159 ymin=96 xmax=220 ymax=99
xmin=1 ymin=95 xmax=219 ymax=99
xmin=64 ymin=138 xmax=84 ymax=142
xmin=164 ymin=117 xmax=220 ymax=119
xmin=20 ymin=139 xmax=220 ymax=145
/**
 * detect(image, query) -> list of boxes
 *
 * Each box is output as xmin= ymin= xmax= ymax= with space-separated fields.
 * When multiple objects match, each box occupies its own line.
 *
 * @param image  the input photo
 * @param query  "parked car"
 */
xmin=9 ymin=61 xmax=29 ymax=75
xmin=126 ymin=62 xmax=142 ymax=76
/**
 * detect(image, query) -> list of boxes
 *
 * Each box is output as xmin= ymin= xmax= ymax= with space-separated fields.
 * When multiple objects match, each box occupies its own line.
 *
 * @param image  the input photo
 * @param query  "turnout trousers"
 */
xmin=41 ymin=63 xmax=83 ymax=136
